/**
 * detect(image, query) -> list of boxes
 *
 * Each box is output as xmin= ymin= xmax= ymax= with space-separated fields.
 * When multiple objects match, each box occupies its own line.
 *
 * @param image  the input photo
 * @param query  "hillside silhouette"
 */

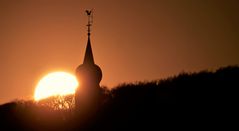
xmin=0 ymin=66 xmax=238 ymax=130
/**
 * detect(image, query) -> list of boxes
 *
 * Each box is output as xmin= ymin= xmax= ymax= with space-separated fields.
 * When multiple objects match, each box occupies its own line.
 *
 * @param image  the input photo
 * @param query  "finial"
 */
xmin=86 ymin=9 xmax=93 ymax=36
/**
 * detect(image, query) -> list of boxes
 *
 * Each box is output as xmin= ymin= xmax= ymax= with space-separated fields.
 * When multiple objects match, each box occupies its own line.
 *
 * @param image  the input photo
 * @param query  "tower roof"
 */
xmin=75 ymin=9 xmax=102 ymax=85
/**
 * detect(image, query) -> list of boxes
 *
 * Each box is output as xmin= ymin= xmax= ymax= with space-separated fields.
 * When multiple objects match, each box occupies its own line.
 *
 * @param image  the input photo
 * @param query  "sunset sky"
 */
xmin=0 ymin=0 xmax=238 ymax=104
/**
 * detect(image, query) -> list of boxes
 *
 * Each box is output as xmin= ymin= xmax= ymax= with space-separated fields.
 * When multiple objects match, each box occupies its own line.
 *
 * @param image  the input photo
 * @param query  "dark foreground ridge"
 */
xmin=0 ymin=66 xmax=238 ymax=130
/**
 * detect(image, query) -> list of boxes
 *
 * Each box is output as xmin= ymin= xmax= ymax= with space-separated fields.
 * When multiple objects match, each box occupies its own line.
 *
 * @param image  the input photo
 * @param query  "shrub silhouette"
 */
xmin=0 ymin=65 xmax=238 ymax=130
xmin=37 ymin=95 xmax=75 ymax=110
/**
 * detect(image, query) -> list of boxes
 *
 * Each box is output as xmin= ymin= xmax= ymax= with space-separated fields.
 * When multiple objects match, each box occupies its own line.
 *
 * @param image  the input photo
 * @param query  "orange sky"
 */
xmin=0 ymin=0 xmax=239 ymax=104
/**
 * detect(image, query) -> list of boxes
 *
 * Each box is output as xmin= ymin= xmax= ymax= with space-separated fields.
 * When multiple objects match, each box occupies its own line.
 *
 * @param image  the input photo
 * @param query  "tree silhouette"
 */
xmin=0 ymin=65 xmax=238 ymax=130
xmin=37 ymin=95 xmax=75 ymax=110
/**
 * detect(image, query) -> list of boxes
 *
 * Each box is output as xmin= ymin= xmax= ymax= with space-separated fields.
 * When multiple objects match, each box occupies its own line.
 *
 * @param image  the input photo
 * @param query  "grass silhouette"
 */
xmin=0 ymin=65 xmax=238 ymax=130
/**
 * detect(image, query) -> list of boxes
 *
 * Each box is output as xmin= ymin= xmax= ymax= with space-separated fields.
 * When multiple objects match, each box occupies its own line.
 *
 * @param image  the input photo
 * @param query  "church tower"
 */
xmin=75 ymin=10 xmax=102 ymax=112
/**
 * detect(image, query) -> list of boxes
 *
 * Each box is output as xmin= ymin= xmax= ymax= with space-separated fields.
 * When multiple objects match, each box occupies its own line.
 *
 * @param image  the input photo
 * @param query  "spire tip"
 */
xmin=86 ymin=9 xmax=93 ymax=35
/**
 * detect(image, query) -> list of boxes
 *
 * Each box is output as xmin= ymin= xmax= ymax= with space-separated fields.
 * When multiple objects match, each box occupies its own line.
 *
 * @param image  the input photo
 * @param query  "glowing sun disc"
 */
xmin=34 ymin=72 xmax=78 ymax=101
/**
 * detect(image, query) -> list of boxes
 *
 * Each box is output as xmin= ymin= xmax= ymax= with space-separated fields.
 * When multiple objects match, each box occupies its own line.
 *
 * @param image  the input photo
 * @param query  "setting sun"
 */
xmin=34 ymin=72 xmax=79 ymax=101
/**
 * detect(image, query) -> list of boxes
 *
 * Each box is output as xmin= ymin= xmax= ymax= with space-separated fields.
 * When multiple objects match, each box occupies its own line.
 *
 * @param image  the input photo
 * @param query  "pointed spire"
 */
xmin=83 ymin=35 xmax=95 ymax=64
xmin=83 ymin=9 xmax=94 ymax=65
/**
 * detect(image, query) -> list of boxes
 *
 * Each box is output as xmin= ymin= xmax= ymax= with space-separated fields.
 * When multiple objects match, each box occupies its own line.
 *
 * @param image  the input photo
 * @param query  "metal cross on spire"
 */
xmin=86 ymin=9 xmax=93 ymax=36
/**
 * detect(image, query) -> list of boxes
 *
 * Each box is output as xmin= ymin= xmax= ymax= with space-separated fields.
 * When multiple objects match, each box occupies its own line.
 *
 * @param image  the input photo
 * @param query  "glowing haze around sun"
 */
xmin=34 ymin=72 xmax=78 ymax=101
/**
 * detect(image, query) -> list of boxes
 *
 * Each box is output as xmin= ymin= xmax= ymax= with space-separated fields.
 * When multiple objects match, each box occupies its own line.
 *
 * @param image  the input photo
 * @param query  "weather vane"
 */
xmin=86 ymin=9 xmax=93 ymax=35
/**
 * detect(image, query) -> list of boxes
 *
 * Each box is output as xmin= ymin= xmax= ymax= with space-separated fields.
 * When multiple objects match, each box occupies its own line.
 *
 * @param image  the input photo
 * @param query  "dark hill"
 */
xmin=0 ymin=66 xmax=238 ymax=130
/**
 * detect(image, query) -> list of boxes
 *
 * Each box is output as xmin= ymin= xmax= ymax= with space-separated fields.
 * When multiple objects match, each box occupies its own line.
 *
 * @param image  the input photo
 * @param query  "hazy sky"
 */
xmin=0 ymin=0 xmax=238 ymax=104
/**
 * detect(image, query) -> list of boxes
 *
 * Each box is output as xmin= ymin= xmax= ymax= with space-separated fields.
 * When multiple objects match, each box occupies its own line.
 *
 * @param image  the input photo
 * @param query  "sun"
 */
xmin=34 ymin=72 xmax=79 ymax=101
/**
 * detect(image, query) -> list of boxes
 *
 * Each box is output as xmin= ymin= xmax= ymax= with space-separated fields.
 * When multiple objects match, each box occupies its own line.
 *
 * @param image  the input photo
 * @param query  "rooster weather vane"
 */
xmin=86 ymin=9 xmax=93 ymax=35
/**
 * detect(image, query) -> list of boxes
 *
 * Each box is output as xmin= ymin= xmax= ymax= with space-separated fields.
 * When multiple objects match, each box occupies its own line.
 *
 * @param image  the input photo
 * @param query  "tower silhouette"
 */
xmin=75 ymin=10 xmax=102 ymax=112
